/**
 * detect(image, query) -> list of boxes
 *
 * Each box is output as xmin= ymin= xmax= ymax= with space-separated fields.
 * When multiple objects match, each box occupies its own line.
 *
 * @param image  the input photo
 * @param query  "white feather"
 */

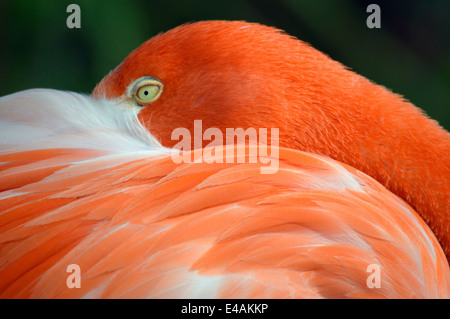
xmin=0 ymin=89 xmax=168 ymax=155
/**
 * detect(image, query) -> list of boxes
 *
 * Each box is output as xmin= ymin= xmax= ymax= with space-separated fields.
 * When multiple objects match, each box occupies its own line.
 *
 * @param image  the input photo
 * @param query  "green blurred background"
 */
xmin=1 ymin=0 xmax=449 ymax=129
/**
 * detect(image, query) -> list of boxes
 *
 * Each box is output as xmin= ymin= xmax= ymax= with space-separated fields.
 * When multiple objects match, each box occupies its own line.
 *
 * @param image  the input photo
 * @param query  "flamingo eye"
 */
xmin=131 ymin=77 xmax=163 ymax=106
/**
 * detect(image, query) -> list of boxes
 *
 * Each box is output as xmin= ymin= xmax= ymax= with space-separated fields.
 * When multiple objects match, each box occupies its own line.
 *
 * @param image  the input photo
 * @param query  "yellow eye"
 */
xmin=131 ymin=77 xmax=163 ymax=106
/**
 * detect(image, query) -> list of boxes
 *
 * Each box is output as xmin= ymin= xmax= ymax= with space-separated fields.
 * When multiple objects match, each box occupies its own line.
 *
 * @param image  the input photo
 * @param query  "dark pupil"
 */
xmin=144 ymin=90 xmax=149 ymax=96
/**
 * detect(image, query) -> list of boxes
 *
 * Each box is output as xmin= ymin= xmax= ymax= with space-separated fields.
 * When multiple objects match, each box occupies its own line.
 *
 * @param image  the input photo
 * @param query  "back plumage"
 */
xmin=0 ymin=89 xmax=448 ymax=298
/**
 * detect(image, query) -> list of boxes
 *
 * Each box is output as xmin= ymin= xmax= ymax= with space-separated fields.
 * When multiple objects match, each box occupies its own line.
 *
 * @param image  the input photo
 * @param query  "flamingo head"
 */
xmin=92 ymin=20 xmax=360 ymax=153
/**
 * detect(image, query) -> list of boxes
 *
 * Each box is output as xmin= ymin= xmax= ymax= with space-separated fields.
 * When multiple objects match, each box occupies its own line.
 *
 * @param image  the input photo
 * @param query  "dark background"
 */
xmin=1 ymin=0 xmax=449 ymax=129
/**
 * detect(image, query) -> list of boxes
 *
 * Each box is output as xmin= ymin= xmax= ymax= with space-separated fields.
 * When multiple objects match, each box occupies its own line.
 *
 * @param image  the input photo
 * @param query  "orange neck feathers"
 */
xmin=93 ymin=20 xmax=450 ymax=259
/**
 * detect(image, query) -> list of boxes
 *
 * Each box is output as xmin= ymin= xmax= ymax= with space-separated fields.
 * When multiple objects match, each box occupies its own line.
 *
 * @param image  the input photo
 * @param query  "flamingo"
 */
xmin=0 ymin=21 xmax=449 ymax=298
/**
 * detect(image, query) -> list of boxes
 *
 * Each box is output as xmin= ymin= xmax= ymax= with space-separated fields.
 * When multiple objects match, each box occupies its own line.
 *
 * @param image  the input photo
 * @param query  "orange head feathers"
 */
xmin=93 ymin=20 xmax=450 ymax=259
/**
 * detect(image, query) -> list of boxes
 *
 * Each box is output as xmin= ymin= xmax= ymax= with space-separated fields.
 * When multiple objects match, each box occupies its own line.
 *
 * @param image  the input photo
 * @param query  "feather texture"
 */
xmin=0 ymin=89 xmax=448 ymax=298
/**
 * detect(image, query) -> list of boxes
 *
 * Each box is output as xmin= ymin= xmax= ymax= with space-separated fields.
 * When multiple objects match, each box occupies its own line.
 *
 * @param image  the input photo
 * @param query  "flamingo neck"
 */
xmin=284 ymin=80 xmax=450 ymax=261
